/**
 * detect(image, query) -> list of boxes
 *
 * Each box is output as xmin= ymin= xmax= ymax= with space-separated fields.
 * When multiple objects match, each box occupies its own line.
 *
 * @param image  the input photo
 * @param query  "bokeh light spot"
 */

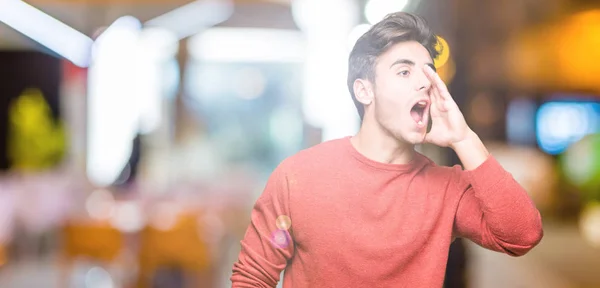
xmin=276 ymin=215 xmax=292 ymax=231
xmin=271 ymin=229 xmax=291 ymax=249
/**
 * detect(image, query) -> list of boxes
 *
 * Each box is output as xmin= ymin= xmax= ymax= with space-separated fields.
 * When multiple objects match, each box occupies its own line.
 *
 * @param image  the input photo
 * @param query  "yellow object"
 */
xmin=136 ymin=210 xmax=211 ymax=287
xmin=434 ymin=36 xmax=450 ymax=69
xmin=138 ymin=212 xmax=210 ymax=271
xmin=59 ymin=220 xmax=125 ymax=288
xmin=506 ymin=9 xmax=600 ymax=92
xmin=7 ymin=88 xmax=66 ymax=171
xmin=0 ymin=244 xmax=6 ymax=267
xmin=437 ymin=56 xmax=456 ymax=84
xmin=61 ymin=220 xmax=123 ymax=262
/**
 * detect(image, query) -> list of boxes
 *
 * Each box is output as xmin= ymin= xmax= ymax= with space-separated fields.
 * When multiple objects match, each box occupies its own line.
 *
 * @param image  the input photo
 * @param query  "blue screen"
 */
xmin=507 ymin=98 xmax=538 ymax=146
xmin=536 ymin=100 xmax=600 ymax=155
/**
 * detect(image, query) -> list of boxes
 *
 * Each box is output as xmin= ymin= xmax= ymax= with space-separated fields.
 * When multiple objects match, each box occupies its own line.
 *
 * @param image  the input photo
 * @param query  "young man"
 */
xmin=231 ymin=12 xmax=543 ymax=288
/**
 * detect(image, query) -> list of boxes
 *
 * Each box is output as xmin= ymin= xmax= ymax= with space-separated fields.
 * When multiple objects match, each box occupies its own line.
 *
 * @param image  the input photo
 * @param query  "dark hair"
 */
xmin=347 ymin=12 xmax=440 ymax=119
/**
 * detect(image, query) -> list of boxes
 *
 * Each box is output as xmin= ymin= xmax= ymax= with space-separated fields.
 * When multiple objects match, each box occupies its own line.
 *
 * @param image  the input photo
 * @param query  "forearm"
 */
xmin=454 ymin=177 xmax=543 ymax=256
xmin=231 ymin=162 xmax=294 ymax=287
xmin=451 ymin=131 xmax=543 ymax=254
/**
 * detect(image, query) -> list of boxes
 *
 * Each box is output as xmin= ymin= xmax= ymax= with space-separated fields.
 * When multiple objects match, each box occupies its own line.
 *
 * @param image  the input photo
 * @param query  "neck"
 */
xmin=351 ymin=116 xmax=415 ymax=165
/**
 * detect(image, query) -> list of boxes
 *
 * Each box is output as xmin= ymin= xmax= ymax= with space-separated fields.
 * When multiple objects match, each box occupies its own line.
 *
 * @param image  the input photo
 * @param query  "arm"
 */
xmin=450 ymin=131 xmax=543 ymax=256
xmin=231 ymin=163 xmax=295 ymax=287
xmin=421 ymin=65 xmax=543 ymax=256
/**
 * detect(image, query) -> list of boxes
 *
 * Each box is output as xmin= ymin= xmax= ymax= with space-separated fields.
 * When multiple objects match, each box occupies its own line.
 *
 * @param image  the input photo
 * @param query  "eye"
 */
xmin=397 ymin=70 xmax=410 ymax=77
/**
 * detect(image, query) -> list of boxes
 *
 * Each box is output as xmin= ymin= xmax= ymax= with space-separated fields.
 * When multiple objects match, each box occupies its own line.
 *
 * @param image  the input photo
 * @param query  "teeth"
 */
xmin=417 ymin=101 xmax=426 ymax=106
xmin=418 ymin=121 xmax=423 ymax=125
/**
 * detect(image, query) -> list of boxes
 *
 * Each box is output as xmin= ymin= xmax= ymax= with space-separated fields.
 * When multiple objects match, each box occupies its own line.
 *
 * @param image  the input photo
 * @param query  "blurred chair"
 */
xmin=59 ymin=220 xmax=124 ymax=287
xmin=136 ymin=210 xmax=212 ymax=288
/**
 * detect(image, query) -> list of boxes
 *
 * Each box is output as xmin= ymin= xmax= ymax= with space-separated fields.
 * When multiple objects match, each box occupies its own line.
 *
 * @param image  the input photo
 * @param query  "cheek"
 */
xmin=374 ymin=77 xmax=411 ymax=112
xmin=375 ymin=96 xmax=405 ymax=125
xmin=378 ymin=84 xmax=410 ymax=110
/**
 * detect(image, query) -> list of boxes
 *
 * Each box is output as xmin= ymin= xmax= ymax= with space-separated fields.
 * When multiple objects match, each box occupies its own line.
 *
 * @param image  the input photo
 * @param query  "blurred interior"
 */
xmin=1 ymin=0 xmax=600 ymax=287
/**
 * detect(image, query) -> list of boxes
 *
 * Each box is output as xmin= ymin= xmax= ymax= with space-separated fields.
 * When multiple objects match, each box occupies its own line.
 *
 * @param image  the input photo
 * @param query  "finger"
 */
xmin=429 ymin=82 xmax=444 ymax=106
xmin=428 ymin=83 xmax=446 ymax=112
xmin=424 ymin=76 xmax=443 ymax=107
xmin=423 ymin=66 xmax=444 ymax=104
xmin=428 ymin=87 xmax=438 ymax=109
xmin=424 ymin=65 xmax=452 ymax=100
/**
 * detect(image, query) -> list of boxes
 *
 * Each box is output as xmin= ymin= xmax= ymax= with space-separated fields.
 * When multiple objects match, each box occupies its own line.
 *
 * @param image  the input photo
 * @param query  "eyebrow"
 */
xmin=389 ymin=59 xmax=436 ymax=72
xmin=390 ymin=59 xmax=415 ymax=68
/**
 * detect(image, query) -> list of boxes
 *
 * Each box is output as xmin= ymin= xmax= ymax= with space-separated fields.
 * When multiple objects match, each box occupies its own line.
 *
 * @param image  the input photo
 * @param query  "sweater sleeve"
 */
xmin=231 ymin=163 xmax=295 ymax=287
xmin=452 ymin=155 xmax=543 ymax=256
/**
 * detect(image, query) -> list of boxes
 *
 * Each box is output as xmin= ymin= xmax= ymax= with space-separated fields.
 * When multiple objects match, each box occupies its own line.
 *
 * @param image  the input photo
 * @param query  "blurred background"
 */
xmin=0 ymin=0 xmax=600 ymax=287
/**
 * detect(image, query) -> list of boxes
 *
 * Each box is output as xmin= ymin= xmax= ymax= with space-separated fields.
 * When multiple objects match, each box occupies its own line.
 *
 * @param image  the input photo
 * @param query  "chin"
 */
xmin=406 ymin=137 xmax=425 ymax=145
xmin=397 ymin=131 xmax=426 ymax=145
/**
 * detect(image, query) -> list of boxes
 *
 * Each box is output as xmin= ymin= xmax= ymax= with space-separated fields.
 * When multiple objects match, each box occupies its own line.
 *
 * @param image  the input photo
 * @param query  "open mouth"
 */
xmin=410 ymin=100 xmax=428 ymax=125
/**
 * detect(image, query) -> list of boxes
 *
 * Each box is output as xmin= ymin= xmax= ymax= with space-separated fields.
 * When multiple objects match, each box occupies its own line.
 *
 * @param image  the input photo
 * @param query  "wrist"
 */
xmin=451 ymin=130 xmax=490 ymax=170
xmin=450 ymin=130 xmax=478 ymax=151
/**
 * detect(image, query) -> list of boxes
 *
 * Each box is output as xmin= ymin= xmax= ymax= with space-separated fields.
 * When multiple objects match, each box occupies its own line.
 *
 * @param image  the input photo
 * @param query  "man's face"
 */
xmin=368 ymin=41 xmax=435 ymax=144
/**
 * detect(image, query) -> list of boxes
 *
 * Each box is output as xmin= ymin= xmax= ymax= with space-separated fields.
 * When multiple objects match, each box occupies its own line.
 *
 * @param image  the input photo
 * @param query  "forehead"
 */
xmin=377 ymin=41 xmax=433 ymax=67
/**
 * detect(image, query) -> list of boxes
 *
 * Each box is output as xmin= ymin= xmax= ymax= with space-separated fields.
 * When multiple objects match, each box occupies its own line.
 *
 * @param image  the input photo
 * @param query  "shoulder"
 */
xmin=277 ymin=137 xmax=347 ymax=173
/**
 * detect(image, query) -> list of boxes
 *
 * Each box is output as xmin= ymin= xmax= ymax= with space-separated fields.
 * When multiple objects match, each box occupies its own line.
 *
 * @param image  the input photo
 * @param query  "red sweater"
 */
xmin=231 ymin=136 xmax=543 ymax=288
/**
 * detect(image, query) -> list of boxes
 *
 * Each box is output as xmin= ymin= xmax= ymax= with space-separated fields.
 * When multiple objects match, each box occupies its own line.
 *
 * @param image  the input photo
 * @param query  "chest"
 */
xmin=289 ymin=174 xmax=457 ymax=256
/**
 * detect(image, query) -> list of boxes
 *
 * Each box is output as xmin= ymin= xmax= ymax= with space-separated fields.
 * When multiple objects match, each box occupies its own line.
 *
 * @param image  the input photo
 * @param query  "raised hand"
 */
xmin=422 ymin=65 xmax=473 ymax=148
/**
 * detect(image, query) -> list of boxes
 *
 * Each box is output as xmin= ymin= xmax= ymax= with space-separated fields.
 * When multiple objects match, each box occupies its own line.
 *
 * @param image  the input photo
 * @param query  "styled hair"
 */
xmin=347 ymin=12 xmax=440 ymax=119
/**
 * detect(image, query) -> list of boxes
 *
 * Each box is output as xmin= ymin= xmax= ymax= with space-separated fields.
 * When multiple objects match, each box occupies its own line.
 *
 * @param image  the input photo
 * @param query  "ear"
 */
xmin=353 ymin=79 xmax=374 ymax=105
